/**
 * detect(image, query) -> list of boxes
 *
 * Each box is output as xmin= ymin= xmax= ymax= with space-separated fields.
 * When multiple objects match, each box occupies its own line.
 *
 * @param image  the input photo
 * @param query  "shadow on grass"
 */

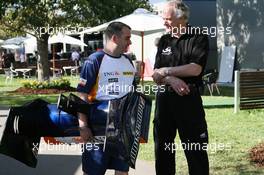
xmin=204 ymin=104 xmax=233 ymax=109
xmin=0 ymin=93 xmax=60 ymax=107
xmin=235 ymin=163 xmax=264 ymax=175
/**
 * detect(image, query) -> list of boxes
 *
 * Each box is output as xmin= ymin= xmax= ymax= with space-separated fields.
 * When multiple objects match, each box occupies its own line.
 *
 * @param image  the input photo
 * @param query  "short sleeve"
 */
xmin=189 ymin=35 xmax=209 ymax=68
xmin=76 ymin=53 xmax=102 ymax=94
xmin=154 ymin=35 xmax=166 ymax=69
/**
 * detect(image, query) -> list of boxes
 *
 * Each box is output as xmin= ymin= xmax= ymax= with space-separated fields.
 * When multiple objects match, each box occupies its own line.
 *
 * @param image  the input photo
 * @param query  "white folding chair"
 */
xmin=70 ymin=66 xmax=79 ymax=76
xmin=4 ymin=68 xmax=18 ymax=83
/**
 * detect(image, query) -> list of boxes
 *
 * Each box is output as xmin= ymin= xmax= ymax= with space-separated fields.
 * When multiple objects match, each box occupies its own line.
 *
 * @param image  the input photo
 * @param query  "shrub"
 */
xmin=21 ymin=78 xmax=71 ymax=90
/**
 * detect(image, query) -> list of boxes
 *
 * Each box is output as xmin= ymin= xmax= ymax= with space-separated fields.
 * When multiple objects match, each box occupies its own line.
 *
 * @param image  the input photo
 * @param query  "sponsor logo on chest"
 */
xmin=123 ymin=71 xmax=134 ymax=76
xmin=162 ymin=47 xmax=172 ymax=55
xmin=108 ymin=78 xmax=119 ymax=83
xmin=103 ymin=71 xmax=120 ymax=77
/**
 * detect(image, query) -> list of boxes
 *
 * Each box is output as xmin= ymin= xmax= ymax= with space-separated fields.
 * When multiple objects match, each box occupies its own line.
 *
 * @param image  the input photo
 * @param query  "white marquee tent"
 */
xmin=48 ymin=33 xmax=87 ymax=47
xmin=80 ymin=8 xmax=166 ymax=77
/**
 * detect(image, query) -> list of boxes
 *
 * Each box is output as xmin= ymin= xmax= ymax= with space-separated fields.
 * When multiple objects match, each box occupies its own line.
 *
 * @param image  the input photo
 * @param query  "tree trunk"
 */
xmin=37 ymin=33 xmax=50 ymax=81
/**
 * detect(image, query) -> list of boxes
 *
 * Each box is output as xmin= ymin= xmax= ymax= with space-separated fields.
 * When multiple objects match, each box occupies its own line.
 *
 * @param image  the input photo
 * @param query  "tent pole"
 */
xmin=52 ymin=44 xmax=55 ymax=77
xmin=141 ymin=32 xmax=144 ymax=86
xmin=63 ymin=43 xmax=67 ymax=52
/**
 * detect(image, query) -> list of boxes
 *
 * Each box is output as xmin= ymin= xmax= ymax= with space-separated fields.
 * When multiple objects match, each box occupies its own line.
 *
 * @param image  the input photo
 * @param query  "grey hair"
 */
xmin=166 ymin=0 xmax=190 ymax=22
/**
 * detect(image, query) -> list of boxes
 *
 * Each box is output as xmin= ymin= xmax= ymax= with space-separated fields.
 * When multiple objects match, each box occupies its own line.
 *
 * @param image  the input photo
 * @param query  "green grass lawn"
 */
xmin=0 ymin=74 xmax=264 ymax=174
xmin=138 ymin=104 xmax=264 ymax=175
xmin=0 ymin=75 xmax=79 ymax=106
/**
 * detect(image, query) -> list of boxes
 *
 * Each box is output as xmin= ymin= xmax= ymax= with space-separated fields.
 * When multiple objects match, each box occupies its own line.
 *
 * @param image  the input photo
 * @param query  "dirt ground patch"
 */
xmin=10 ymin=87 xmax=76 ymax=95
xmin=249 ymin=142 xmax=264 ymax=167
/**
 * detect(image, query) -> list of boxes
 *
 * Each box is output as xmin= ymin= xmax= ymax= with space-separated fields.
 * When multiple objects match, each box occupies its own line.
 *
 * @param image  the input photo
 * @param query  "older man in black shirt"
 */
xmin=152 ymin=1 xmax=209 ymax=175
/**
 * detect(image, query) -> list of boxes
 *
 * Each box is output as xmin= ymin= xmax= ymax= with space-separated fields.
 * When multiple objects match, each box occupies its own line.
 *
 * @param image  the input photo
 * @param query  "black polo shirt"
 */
xmin=154 ymin=31 xmax=209 ymax=86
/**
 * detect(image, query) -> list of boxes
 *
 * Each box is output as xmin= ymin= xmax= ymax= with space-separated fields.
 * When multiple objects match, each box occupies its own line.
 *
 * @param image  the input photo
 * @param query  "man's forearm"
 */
xmin=78 ymin=92 xmax=89 ymax=127
xmin=78 ymin=112 xmax=89 ymax=127
xmin=166 ymin=63 xmax=202 ymax=77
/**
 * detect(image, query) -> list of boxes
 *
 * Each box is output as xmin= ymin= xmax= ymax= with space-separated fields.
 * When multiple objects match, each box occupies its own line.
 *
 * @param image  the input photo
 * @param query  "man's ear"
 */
xmin=112 ymin=34 xmax=119 ymax=44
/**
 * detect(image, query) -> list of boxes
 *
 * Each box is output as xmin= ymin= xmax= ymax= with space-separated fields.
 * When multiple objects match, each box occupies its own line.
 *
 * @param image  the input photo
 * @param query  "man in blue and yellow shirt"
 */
xmin=77 ymin=22 xmax=135 ymax=175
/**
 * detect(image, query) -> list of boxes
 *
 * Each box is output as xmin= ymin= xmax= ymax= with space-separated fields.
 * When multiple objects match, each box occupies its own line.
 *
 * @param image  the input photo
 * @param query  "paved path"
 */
xmin=0 ymin=112 xmax=155 ymax=175
xmin=0 ymin=106 xmax=9 ymax=117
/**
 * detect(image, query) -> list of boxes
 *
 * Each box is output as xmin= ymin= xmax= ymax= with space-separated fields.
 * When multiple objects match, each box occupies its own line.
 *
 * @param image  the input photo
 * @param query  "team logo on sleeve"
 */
xmin=86 ymin=60 xmax=94 ymax=64
xmin=78 ymin=78 xmax=87 ymax=86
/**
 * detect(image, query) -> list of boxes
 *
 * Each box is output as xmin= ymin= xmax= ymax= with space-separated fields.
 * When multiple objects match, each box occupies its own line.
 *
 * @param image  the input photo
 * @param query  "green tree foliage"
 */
xmin=86 ymin=0 xmax=152 ymax=26
xmin=0 ymin=0 xmax=151 ymax=81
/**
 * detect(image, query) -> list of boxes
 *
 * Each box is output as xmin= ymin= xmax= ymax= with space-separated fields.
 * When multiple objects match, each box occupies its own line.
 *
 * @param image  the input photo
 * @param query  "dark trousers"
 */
xmin=154 ymin=90 xmax=209 ymax=175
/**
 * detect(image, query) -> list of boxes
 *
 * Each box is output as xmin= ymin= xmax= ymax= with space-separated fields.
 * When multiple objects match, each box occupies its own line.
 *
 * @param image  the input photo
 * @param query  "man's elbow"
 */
xmin=190 ymin=63 xmax=202 ymax=76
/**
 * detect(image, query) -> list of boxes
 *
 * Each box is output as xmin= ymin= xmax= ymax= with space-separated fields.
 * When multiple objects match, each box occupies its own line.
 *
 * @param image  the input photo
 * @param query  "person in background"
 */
xmin=71 ymin=48 xmax=80 ymax=66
